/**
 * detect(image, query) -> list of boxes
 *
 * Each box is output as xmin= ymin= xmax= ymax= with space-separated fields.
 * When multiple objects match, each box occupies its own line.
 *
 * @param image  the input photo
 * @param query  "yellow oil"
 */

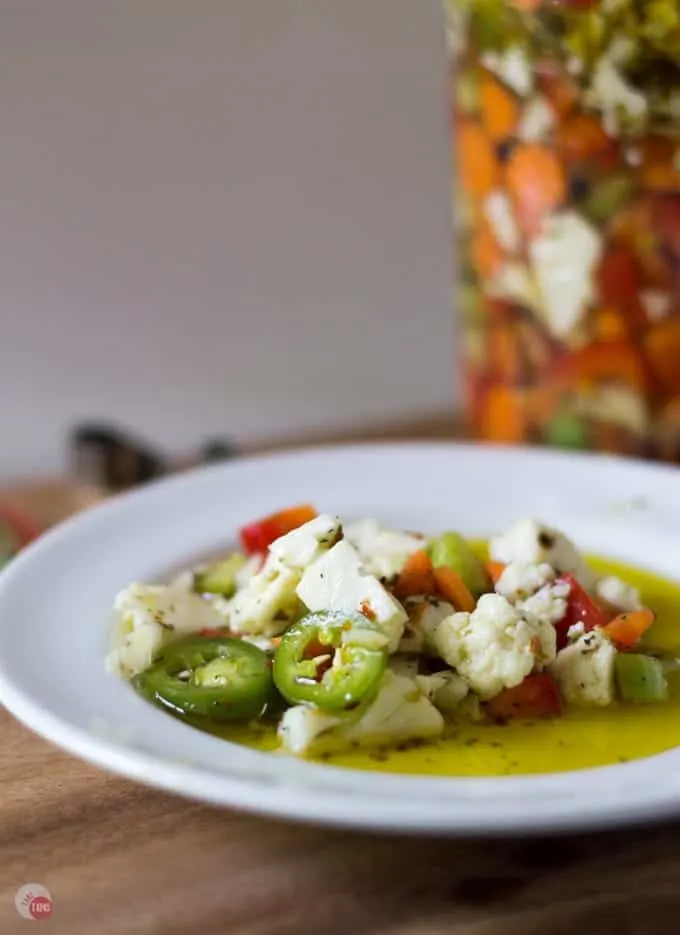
xmin=213 ymin=554 xmax=680 ymax=777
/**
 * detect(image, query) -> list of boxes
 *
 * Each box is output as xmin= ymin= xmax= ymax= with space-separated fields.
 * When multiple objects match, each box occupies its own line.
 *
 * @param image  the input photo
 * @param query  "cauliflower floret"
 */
xmin=595 ymin=575 xmax=642 ymax=612
xmin=268 ymin=514 xmax=341 ymax=570
xmin=566 ymin=621 xmax=585 ymax=642
xmin=481 ymin=45 xmax=533 ymax=96
xmin=240 ymin=634 xmax=280 ymax=653
xmin=343 ymin=518 xmax=424 ymax=580
xmin=228 ymin=515 xmax=342 ymax=636
xmin=277 ymin=706 xmax=343 ymax=756
xmin=107 ymin=583 xmax=226 ymax=677
xmin=517 ymin=580 xmax=570 ymax=626
xmin=415 ymin=670 xmax=470 ymax=715
xmin=277 ymin=672 xmax=444 ymax=756
xmin=297 ymin=541 xmax=407 ymax=652
xmin=229 ymin=555 xmax=301 ymax=637
xmin=399 ymin=597 xmax=456 ymax=653
xmin=483 ymin=190 xmax=521 ymax=254
xmin=341 ymin=672 xmax=444 ymax=745
xmin=517 ymin=95 xmax=555 ymax=142
xmin=495 ymin=562 xmax=555 ymax=602
xmin=550 ymin=630 xmax=616 ymax=706
xmin=488 ymin=262 xmax=543 ymax=315
xmin=490 ymin=518 xmax=595 ymax=589
xmin=388 ymin=656 xmax=420 ymax=679
xmin=434 ymin=594 xmax=556 ymax=699
xmin=236 ymin=554 xmax=262 ymax=583
xmin=528 ymin=211 xmax=602 ymax=338
xmin=586 ymin=55 xmax=648 ymax=137
xmin=495 ymin=562 xmax=569 ymax=627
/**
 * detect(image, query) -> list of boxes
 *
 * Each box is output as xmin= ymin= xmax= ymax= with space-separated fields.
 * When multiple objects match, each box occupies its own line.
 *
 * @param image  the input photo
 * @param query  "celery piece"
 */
xmin=615 ymin=653 xmax=668 ymax=704
xmin=428 ymin=532 xmax=489 ymax=596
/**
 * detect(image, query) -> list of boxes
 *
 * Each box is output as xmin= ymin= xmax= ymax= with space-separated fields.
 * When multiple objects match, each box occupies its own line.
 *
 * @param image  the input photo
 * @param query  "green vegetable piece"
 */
xmin=584 ymin=176 xmax=636 ymax=224
xmin=615 ymin=653 xmax=668 ymax=704
xmin=134 ymin=636 xmax=273 ymax=721
xmin=546 ymin=413 xmax=588 ymax=450
xmin=273 ymin=611 xmax=387 ymax=711
xmin=193 ymin=553 xmax=246 ymax=596
xmin=428 ymin=531 xmax=489 ymax=596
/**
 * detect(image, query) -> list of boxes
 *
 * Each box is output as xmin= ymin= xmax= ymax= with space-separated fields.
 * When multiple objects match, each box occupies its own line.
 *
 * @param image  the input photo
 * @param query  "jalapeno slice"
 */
xmin=273 ymin=611 xmax=387 ymax=711
xmin=133 ymin=636 xmax=272 ymax=722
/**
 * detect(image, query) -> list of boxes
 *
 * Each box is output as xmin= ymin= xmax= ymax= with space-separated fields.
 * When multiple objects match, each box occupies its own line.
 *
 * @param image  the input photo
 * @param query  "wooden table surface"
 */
xmin=3 ymin=708 xmax=680 ymax=935
xmin=2 ymin=430 xmax=680 ymax=934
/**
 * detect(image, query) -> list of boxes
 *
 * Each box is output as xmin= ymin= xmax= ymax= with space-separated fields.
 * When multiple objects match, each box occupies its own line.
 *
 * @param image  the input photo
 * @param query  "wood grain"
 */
xmin=3 ymin=427 xmax=680 ymax=934
xmin=3 ymin=709 xmax=680 ymax=935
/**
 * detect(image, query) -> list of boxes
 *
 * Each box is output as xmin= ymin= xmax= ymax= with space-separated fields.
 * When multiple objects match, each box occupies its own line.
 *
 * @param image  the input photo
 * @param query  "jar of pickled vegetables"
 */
xmin=445 ymin=0 xmax=680 ymax=458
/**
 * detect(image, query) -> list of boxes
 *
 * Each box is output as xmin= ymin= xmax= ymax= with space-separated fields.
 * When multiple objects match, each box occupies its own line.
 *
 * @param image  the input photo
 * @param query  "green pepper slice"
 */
xmin=273 ymin=611 xmax=387 ymax=711
xmin=133 ymin=636 xmax=272 ymax=722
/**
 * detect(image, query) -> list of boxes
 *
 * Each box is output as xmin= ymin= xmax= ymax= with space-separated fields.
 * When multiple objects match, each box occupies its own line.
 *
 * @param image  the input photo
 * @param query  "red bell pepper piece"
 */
xmin=198 ymin=626 xmax=232 ymax=638
xmin=554 ymin=573 xmax=607 ymax=649
xmin=0 ymin=502 xmax=42 ymax=566
xmin=486 ymin=674 xmax=563 ymax=721
xmin=239 ymin=505 xmax=317 ymax=555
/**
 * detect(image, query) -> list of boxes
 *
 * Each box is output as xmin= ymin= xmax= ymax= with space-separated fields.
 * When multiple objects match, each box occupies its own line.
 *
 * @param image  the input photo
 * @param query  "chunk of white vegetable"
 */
xmin=495 ymin=562 xmax=555 ymax=602
xmin=229 ymin=556 xmax=301 ymax=637
xmin=297 ymin=541 xmax=407 ymax=652
xmin=277 ymin=672 xmax=445 ymax=756
xmin=550 ymin=630 xmax=616 ymax=706
xmin=595 ymin=575 xmax=642 ymax=612
xmin=268 ymin=514 xmax=341 ymax=570
xmin=343 ymin=518 xmax=424 ymax=580
xmin=490 ymin=518 xmax=595 ymax=588
xmin=399 ymin=598 xmax=456 ymax=654
xmin=107 ymin=583 xmax=226 ymax=678
xmin=529 ymin=212 xmax=602 ymax=338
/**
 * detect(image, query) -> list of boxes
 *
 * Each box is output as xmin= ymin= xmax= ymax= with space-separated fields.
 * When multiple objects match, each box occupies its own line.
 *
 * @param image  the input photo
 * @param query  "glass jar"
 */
xmin=445 ymin=0 xmax=680 ymax=458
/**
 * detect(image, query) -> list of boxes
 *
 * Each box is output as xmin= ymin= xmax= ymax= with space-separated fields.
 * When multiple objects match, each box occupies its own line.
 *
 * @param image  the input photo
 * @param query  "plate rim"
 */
xmin=2 ymin=440 xmax=680 ymax=836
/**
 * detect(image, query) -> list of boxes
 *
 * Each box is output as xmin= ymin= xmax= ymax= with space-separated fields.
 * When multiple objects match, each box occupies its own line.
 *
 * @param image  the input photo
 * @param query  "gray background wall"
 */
xmin=0 ymin=0 xmax=454 ymax=476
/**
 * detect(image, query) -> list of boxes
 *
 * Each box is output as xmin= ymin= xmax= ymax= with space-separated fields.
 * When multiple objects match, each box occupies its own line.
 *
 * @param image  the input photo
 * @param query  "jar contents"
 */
xmin=445 ymin=0 xmax=680 ymax=458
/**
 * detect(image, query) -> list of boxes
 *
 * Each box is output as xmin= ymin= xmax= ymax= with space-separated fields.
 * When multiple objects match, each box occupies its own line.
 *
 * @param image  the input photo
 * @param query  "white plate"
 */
xmin=1 ymin=442 xmax=680 ymax=836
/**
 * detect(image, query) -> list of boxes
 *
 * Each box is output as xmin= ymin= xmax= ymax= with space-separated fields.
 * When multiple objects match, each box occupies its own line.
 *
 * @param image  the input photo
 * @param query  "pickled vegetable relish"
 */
xmin=108 ymin=506 xmax=680 ymax=769
xmin=444 ymin=0 xmax=680 ymax=458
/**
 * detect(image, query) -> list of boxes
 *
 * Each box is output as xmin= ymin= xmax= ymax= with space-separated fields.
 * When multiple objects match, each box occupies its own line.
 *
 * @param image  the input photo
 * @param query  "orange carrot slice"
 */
xmin=471 ymin=218 xmax=503 ymax=281
xmin=639 ymin=136 xmax=680 ymax=191
xmin=393 ymin=550 xmax=437 ymax=599
xmin=479 ymin=385 xmax=526 ymax=443
xmin=505 ymin=144 xmax=566 ymax=236
xmin=644 ymin=320 xmax=680 ymax=395
xmin=433 ymin=566 xmax=475 ymax=612
xmin=593 ymin=307 xmax=629 ymax=342
xmin=486 ymin=561 xmax=506 ymax=585
xmin=602 ymin=609 xmax=655 ymax=650
xmin=488 ymin=322 xmax=524 ymax=383
xmin=479 ymin=72 xmax=519 ymax=143
xmin=457 ymin=119 xmax=500 ymax=201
